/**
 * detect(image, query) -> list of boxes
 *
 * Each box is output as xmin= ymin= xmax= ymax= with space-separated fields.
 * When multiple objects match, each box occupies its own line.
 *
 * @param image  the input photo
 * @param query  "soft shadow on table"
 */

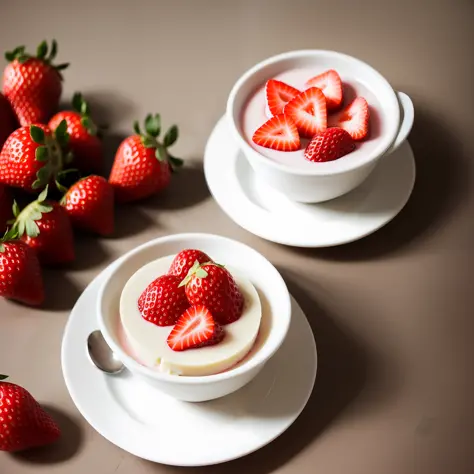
xmin=289 ymin=103 xmax=468 ymax=261
xmin=41 ymin=270 xmax=81 ymax=311
xmin=140 ymin=161 xmax=211 ymax=211
xmin=12 ymin=405 xmax=83 ymax=464
xmin=70 ymin=235 xmax=110 ymax=271
xmin=147 ymin=270 xmax=371 ymax=474
xmin=112 ymin=203 xmax=157 ymax=239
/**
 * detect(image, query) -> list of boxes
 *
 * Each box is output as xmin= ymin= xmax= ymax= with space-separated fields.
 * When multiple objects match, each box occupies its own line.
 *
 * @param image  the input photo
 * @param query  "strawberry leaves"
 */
xmin=134 ymin=114 xmax=184 ymax=171
xmin=72 ymin=92 xmax=100 ymax=137
xmin=30 ymin=122 xmax=69 ymax=190
xmin=4 ymin=40 xmax=69 ymax=78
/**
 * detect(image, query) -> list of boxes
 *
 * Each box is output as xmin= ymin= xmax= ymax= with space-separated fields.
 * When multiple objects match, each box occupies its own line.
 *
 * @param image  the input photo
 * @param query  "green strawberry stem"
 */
xmin=0 ymin=375 xmax=8 ymax=381
xmin=31 ymin=121 xmax=69 ymax=190
xmin=135 ymin=114 xmax=183 ymax=172
xmin=178 ymin=260 xmax=224 ymax=287
xmin=9 ymin=186 xmax=53 ymax=239
xmin=4 ymin=40 xmax=69 ymax=79
xmin=72 ymin=92 xmax=103 ymax=137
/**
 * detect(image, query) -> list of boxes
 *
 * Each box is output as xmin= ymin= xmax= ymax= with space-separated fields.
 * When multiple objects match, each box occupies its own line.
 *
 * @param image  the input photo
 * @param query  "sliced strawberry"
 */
xmin=329 ymin=97 xmax=369 ymax=141
xmin=304 ymin=128 xmax=355 ymax=163
xmin=283 ymin=87 xmax=327 ymax=138
xmin=252 ymin=114 xmax=300 ymax=152
xmin=167 ymin=306 xmax=224 ymax=351
xmin=306 ymin=69 xmax=343 ymax=111
xmin=265 ymin=79 xmax=300 ymax=116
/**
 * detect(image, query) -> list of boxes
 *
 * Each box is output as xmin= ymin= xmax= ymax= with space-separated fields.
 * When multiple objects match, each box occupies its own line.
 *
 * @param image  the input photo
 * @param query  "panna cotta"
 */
xmin=242 ymin=66 xmax=384 ymax=167
xmin=119 ymin=254 xmax=262 ymax=376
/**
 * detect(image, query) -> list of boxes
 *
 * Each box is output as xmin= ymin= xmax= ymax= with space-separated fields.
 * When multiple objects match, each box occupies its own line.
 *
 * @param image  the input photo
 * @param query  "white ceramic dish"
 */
xmin=205 ymin=117 xmax=416 ymax=248
xmin=96 ymin=233 xmax=291 ymax=402
xmin=227 ymin=49 xmax=414 ymax=203
xmin=61 ymin=261 xmax=317 ymax=466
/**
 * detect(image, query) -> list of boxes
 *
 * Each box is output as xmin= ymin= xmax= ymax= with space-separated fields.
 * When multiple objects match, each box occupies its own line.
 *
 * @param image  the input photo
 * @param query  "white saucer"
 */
xmin=204 ymin=117 xmax=416 ymax=247
xmin=61 ymin=259 xmax=317 ymax=466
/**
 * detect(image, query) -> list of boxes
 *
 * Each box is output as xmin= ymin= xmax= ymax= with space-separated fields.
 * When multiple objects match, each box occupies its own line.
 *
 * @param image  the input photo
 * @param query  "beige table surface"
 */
xmin=1 ymin=1 xmax=473 ymax=473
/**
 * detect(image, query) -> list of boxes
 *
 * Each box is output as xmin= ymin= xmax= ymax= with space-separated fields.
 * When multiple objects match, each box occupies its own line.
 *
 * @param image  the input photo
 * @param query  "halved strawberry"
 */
xmin=167 ymin=306 xmax=224 ymax=351
xmin=304 ymin=128 xmax=355 ymax=163
xmin=306 ymin=69 xmax=343 ymax=111
xmin=283 ymin=87 xmax=327 ymax=138
xmin=252 ymin=114 xmax=300 ymax=152
xmin=329 ymin=97 xmax=369 ymax=141
xmin=265 ymin=79 xmax=300 ymax=116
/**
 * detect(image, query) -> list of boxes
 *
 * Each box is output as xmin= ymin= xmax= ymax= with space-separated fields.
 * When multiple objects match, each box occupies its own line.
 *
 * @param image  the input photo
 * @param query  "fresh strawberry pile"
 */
xmin=0 ymin=40 xmax=183 ymax=306
xmin=138 ymin=249 xmax=244 ymax=351
xmin=252 ymin=69 xmax=370 ymax=162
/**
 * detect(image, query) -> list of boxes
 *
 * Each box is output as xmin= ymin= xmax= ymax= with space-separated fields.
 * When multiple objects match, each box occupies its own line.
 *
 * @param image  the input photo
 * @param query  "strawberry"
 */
xmin=138 ymin=274 xmax=190 ymax=326
xmin=252 ymin=114 xmax=300 ymax=152
xmin=3 ymin=40 xmax=68 ymax=127
xmin=0 ymin=92 xmax=18 ymax=149
xmin=180 ymin=261 xmax=244 ymax=325
xmin=11 ymin=187 xmax=75 ymax=265
xmin=0 ymin=230 xmax=44 ymax=306
xmin=61 ymin=175 xmax=114 ymax=236
xmin=109 ymin=115 xmax=183 ymax=203
xmin=49 ymin=92 xmax=103 ymax=174
xmin=306 ymin=69 xmax=343 ymax=111
xmin=0 ymin=121 xmax=70 ymax=193
xmin=304 ymin=127 xmax=355 ymax=163
xmin=329 ymin=97 xmax=370 ymax=141
xmin=283 ymin=87 xmax=327 ymax=138
xmin=168 ymin=249 xmax=212 ymax=280
xmin=167 ymin=306 xmax=224 ymax=351
xmin=0 ymin=184 xmax=13 ymax=233
xmin=265 ymin=79 xmax=300 ymax=116
xmin=0 ymin=374 xmax=60 ymax=451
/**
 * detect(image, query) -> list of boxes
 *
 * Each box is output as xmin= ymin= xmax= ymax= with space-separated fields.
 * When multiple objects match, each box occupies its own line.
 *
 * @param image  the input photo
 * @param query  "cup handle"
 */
xmin=384 ymin=91 xmax=414 ymax=156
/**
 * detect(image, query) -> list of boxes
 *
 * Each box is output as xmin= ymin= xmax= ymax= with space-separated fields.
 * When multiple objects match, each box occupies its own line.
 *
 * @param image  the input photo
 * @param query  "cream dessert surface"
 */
xmin=119 ymin=255 xmax=262 ymax=376
xmin=241 ymin=66 xmax=385 ymax=170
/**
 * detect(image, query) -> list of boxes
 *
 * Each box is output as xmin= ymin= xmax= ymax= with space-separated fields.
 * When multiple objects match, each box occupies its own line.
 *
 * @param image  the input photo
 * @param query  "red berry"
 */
xmin=168 ymin=249 xmax=212 ymax=281
xmin=304 ymin=127 xmax=355 ymax=163
xmin=252 ymin=114 xmax=300 ymax=152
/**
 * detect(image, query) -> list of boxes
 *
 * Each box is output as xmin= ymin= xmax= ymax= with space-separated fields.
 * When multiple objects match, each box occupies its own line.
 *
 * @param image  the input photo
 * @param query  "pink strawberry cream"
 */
xmin=117 ymin=254 xmax=265 ymax=376
xmin=241 ymin=67 xmax=386 ymax=170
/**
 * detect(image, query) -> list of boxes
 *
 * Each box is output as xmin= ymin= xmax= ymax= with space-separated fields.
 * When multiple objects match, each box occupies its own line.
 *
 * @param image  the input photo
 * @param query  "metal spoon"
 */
xmin=87 ymin=330 xmax=125 ymax=375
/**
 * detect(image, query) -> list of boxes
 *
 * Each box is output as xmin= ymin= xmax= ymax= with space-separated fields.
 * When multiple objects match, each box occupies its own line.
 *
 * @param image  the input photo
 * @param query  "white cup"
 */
xmin=97 ymin=233 xmax=291 ymax=402
xmin=227 ymin=50 xmax=414 ymax=203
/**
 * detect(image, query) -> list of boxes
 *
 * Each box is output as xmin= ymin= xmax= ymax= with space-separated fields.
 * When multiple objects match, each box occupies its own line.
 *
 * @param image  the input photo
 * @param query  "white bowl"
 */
xmin=97 ymin=233 xmax=291 ymax=402
xmin=226 ymin=49 xmax=414 ymax=203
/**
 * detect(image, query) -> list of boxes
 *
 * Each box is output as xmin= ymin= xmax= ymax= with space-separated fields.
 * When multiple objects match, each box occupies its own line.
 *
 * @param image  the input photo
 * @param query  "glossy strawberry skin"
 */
xmin=0 ymin=184 xmax=13 ymax=233
xmin=0 ymin=93 xmax=18 ymax=149
xmin=138 ymin=274 xmax=190 ymax=326
xmin=185 ymin=264 xmax=244 ymax=325
xmin=168 ymin=249 xmax=212 ymax=281
xmin=63 ymin=175 xmax=114 ymax=236
xmin=22 ymin=202 xmax=75 ymax=265
xmin=304 ymin=128 xmax=355 ymax=163
xmin=3 ymin=58 xmax=62 ymax=127
xmin=109 ymin=135 xmax=171 ymax=203
xmin=49 ymin=111 xmax=103 ymax=174
xmin=0 ymin=240 xmax=44 ymax=305
xmin=0 ymin=124 xmax=52 ymax=193
xmin=0 ymin=381 xmax=60 ymax=451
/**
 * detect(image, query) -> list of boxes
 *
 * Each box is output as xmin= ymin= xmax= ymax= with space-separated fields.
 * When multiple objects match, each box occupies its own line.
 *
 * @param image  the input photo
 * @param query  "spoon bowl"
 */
xmin=87 ymin=330 xmax=125 ymax=375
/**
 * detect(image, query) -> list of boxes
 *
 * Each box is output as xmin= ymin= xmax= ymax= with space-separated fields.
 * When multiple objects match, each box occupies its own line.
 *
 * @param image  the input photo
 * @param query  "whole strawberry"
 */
xmin=168 ymin=249 xmax=212 ymax=281
xmin=138 ymin=274 xmax=190 ymax=326
xmin=0 ymin=121 xmax=69 ymax=193
xmin=109 ymin=114 xmax=183 ymax=203
xmin=3 ymin=40 xmax=68 ymax=126
xmin=180 ymin=261 xmax=244 ymax=325
xmin=12 ymin=187 xmax=75 ymax=265
xmin=0 ymin=184 xmax=13 ymax=233
xmin=61 ymin=175 xmax=114 ymax=236
xmin=0 ymin=229 xmax=44 ymax=305
xmin=0 ymin=92 xmax=18 ymax=149
xmin=304 ymin=127 xmax=355 ymax=163
xmin=49 ymin=92 xmax=103 ymax=174
xmin=0 ymin=375 xmax=60 ymax=451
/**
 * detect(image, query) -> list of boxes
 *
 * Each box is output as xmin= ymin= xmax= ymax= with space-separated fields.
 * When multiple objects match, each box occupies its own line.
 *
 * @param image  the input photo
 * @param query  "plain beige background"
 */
xmin=1 ymin=1 xmax=473 ymax=473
